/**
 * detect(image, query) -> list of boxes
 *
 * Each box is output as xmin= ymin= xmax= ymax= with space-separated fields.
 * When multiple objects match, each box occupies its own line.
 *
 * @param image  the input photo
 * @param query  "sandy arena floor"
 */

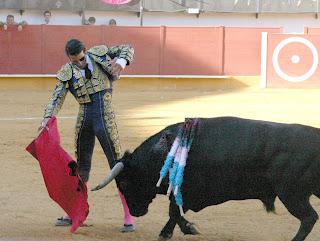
xmin=0 ymin=77 xmax=320 ymax=241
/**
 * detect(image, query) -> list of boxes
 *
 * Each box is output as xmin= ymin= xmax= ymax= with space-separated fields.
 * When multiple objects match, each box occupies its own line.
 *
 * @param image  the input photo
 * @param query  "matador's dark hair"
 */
xmin=65 ymin=39 xmax=86 ymax=56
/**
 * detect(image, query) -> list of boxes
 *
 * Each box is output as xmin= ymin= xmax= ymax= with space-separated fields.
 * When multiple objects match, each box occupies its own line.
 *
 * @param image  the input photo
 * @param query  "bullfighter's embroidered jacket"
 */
xmin=43 ymin=44 xmax=134 ymax=118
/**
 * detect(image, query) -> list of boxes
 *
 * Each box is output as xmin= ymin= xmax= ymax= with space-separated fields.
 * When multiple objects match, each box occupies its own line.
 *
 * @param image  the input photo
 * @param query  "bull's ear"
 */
xmin=153 ymin=130 xmax=174 ymax=153
xmin=163 ymin=130 xmax=175 ymax=147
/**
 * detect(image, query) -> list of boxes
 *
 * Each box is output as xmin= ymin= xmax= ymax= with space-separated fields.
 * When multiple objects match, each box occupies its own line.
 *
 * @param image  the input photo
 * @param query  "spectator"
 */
xmin=0 ymin=14 xmax=27 ymax=31
xmin=88 ymin=16 xmax=96 ymax=25
xmin=80 ymin=11 xmax=96 ymax=25
xmin=43 ymin=10 xmax=52 ymax=25
xmin=108 ymin=18 xmax=117 ymax=26
xmin=6 ymin=14 xmax=15 ymax=25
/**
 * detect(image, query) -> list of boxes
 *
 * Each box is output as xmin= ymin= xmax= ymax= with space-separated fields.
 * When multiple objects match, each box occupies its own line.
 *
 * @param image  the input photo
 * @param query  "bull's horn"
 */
xmin=91 ymin=162 xmax=124 ymax=191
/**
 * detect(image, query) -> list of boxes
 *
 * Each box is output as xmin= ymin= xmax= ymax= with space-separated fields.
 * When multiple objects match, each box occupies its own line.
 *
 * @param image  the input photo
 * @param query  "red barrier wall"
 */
xmin=42 ymin=25 xmax=104 ymax=74
xmin=0 ymin=27 xmax=9 ymax=73
xmin=2 ymin=25 xmax=43 ymax=74
xmin=0 ymin=25 xmax=281 ymax=76
xmin=224 ymin=27 xmax=281 ymax=75
xmin=305 ymin=27 xmax=320 ymax=35
xmin=162 ymin=26 xmax=224 ymax=75
xmin=103 ymin=26 xmax=162 ymax=75
xmin=265 ymin=34 xmax=320 ymax=88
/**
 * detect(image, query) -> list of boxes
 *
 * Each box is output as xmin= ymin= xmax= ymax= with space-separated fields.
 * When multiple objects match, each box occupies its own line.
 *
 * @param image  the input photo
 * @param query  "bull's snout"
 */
xmin=130 ymin=206 xmax=148 ymax=217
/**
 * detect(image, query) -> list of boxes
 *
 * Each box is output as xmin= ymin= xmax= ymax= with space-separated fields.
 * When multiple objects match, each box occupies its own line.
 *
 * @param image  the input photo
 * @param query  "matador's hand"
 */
xmin=110 ymin=58 xmax=124 ymax=79
xmin=38 ymin=117 xmax=50 ymax=133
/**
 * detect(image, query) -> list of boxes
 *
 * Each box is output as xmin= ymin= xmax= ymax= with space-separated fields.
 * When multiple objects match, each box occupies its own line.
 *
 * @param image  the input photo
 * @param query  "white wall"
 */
xmin=0 ymin=9 xmax=139 ymax=25
xmin=1 ymin=9 xmax=320 ymax=33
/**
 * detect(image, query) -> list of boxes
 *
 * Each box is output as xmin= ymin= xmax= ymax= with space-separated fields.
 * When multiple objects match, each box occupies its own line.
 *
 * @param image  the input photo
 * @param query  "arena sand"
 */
xmin=0 ymin=77 xmax=319 ymax=241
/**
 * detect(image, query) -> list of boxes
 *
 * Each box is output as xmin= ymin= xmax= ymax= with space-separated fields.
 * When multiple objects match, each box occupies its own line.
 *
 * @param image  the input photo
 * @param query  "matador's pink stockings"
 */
xmin=118 ymin=190 xmax=134 ymax=225
xmin=64 ymin=186 xmax=133 ymax=225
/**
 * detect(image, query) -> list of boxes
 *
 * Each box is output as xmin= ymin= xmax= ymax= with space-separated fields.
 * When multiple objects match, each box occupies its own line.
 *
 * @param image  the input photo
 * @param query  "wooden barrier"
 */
xmin=0 ymin=25 xmax=281 ymax=76
xmin=263 ymin=32 xmax=320 ymax=88
xmin=224 ymin=27 xmax=281 ymax=75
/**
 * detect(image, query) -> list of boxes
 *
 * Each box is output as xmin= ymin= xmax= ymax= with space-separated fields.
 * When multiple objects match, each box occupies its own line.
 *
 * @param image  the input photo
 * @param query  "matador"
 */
xmin=39 ymin=38 xmax=135 ymax=232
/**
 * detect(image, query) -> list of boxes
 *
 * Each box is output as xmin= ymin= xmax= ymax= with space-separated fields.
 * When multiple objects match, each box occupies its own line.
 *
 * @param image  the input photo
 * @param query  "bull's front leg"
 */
xmin=177 ymin=215 xmax=201 ymax=236
xmin=158 ymin=201 xmax=200 ymax=241
xmin=175 ymin=204 xmax=200 ymax=235
xmin=158 ymin=201 xmax=180 ymax=241
xmin=158 ymin=217 xmax=176 ymax=241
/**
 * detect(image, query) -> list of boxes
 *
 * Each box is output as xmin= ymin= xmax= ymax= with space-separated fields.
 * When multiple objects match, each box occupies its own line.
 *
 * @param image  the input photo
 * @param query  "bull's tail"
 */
xmin=262 ymin=196 xmax=276 ymax=213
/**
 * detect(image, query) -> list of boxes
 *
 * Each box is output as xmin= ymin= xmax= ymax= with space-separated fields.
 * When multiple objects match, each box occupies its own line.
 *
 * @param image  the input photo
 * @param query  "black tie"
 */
xmin=84 ymin=64 xmax=92 ymax=79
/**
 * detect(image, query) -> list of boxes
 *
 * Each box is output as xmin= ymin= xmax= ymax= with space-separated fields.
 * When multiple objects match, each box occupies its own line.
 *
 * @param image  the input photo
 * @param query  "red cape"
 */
xmin=26 ymin=116 xmax=89 ymax=233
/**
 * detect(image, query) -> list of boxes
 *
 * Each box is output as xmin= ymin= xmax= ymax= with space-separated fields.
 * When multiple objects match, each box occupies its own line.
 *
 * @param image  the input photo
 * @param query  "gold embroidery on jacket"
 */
xmin=103 ymin=92 xmax=122 ymax=159
xmin=57 ymin=64 xmax=72 ymax=82
xmin=74 ymin=104 xmax=85 ymax=160
xmin=43 ymin=44 xmax=134 ymax=118
xmin=43 ymin=80 xmax=68 ymax=118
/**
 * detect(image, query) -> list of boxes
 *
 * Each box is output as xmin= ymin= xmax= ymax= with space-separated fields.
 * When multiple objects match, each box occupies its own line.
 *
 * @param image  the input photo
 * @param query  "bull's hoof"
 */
xmin=186 ymin=222 xmax=201 ymax=235
xmin=157 ymin=233 xmax=173 ymax=241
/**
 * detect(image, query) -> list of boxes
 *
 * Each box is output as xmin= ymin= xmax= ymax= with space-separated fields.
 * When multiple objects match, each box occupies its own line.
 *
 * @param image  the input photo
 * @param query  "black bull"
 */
xmin=93 ymin=117 xmax=320 ymax=241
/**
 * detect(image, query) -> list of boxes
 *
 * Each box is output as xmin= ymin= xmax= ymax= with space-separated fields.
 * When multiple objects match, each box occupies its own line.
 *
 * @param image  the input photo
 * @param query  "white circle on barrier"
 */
xmin=272 ymin=37 xmax=318 ymax=83
xmin=291 ymin=55 xmax=300 ymax=64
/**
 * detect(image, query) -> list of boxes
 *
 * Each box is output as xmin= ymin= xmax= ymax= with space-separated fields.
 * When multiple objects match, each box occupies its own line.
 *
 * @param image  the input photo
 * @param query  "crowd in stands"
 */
xmin=0 ymin=14 xmax=28 ymax=31
xmin=80 ymin=11 xmax=117 ymax=26
xmin=108 ymin=18 xmax=117 ymax=26
xmin=0 ymin=10 xmax=117 ymax=30
xmin=43 ymin=10 xmax=52 ymax=25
